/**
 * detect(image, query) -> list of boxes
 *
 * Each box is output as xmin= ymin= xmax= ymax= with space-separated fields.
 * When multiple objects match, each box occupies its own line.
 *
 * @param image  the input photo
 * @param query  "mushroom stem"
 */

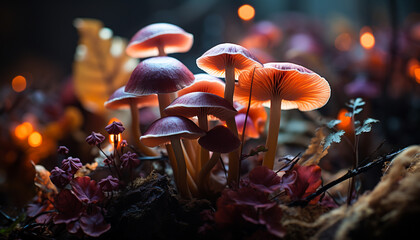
xmin=198 ymin=114 xmax=209 ymax=172
xmin=224 ymin=63 xmax=235 ymax=104
xmin=183 ymin=139 xmax=197 ymax=169
xmin=224 ymin=63 xmax=241 ymax=187
xmin=182 ymin=142 xmax=196 ymax=181
xmin=263 ymin=96 xmax=282 ymax=169
xmin=198 ymin=152 xmax=220 ymax=196
xmin=170 ymin=138 xmax=191 ymax=199
xmin=157 ymin=93 xmax=173 ymax=117
xmin=129 ymin=100 xmax=158 ymax=156
xmin=157 ymin=44 xmax=166 ymax=56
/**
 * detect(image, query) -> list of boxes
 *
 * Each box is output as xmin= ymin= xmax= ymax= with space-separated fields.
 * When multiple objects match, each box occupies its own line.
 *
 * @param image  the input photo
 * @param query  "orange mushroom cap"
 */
xmin=234 ymin=62 xmax=330 ymax=111
xmin=140 ymin=116 xmax=205 ymax=147
xmin=104 ymin=86 xmax=158 ymax=109
xmin=177 ymin=74 xmax=225 ymax=98
xmin=235 ymin=113 xmax=260 ymax=138
xmin=235 ymin=104 xmax=267 ymax=137
xmin=125 ymin=56 xmax=194 ymax=95
xmin=196 ymin=43 xmax=262 ymax=80
xmin=126 ymin=23 xmax=193 ymax=58
xmin=164 ymin=92 xmax=237 ymax=121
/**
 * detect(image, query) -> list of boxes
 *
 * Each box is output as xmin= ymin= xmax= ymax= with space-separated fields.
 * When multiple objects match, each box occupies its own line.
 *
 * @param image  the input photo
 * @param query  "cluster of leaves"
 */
xmin=25 ymin=121 xmax=145 ymax=238
xmin=201 ymin=164 xmax=322 ymax=238
xmin=323 ymin=98 xmax=379 ymax=151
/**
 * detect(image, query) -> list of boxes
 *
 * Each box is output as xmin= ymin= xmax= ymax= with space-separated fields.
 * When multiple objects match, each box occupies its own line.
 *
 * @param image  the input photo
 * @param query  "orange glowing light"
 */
xmin=238 ymin=4 xmax=255 ymax=21
xmin=337 ymin=109 xmax=352 ymax=131
xmin=414 ymin=68 xmax=420 ymax=84
xmin=360 ymin=27 xmax=375 ymax=50
xmin=15 ymin=122 xmax=33 ymax=140
xmin=335 ymin=33 xmax=352 ymax=51
xmin=28 ymin=132 xmax=42 ymax=147
xmin=12 ymin=75 xmax=27 ymax=92
xmin=107 ymin=118 xmax=122 ymax=146
xmin=407 ymin=58 xmax=420 ymax=77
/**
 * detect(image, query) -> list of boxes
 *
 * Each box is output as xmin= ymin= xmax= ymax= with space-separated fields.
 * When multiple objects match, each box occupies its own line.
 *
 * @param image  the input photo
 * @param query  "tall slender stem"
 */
xmin=198 ymin=152 xmax=221 ymax=196
xmin=224 ymin=63 xmax=241 ymax=186
xmin=198 ymin=114 xmax=209 ymax=172
xmin=263 ymin=97 xmax=282 ymax=169
xmin=171 ymin=138 xmax=191 ymax=199
xmin=129 ymin=100 xmax=158 ymax=156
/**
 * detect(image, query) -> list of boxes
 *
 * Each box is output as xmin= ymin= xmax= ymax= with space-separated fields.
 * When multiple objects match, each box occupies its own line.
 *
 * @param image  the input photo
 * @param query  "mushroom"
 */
xmin=234 ymin=62 xmax=330 ymax=169
xmin=124 ymin=56 xmax=194 ymax=117
xmin=164 ymin=92 xmax=237 ymax=176
xmin=105 ymin=86 xmax=158 ymax=156
xmin=197 ymin=125 xmax=240 ymax=195
xmin=126 ymin=23 xmax=193 ymax=58
xmin=196 ymin=43 xmax=262 ymax=185
xmin=125 ymin=56 xmax=195 ymax=189
xmin=177 ymin=73 xmax=226 ymax=162
xmin=140 ymin=116 xmax=205 ymax=198
xmin=177 ymin=73 xmax=225 ymax=98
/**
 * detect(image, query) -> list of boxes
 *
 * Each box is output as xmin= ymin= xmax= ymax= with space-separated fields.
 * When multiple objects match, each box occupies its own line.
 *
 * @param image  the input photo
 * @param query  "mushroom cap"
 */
xmin=237 ymin=105 xmax=267 ymax=134
xmin=164 ymin=92 xmax=237 ymax=121
xmin=235 ymin=113 xmax=260 ymax=139
xmin=104 ymin=86 xmax=158 ymax=109
xmin=177 ymin=73 xmax=225 ymax=98
xmin=196 ymin=43 xmax=262 ymax=80
xmin=126 ymin=23 xmax=193 ymax=58
xmin=234 ymin=62 xmax=330 ymax=111
xmin=140 ymin=116 xmax=205 ymax=147
xmin=198 ymin=125 xmax=240 ymax=153
xmin=125 ymin=56 xmax=195 ymax=95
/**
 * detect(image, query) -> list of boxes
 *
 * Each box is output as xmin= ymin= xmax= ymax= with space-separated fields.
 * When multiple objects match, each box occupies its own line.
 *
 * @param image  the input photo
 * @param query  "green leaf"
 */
xmin=355 ymin=118 xmax=379 ymax=135
xmin=327 ymin=120 xmax=341 ymax=129
xmin=346 ymin=98 xmax=365 ymax=108
xmin=354 ymin=108 xmax=363 ymax=115
xmin=323 ymin=130 xmax=345 ymax=152
xmin=345 ymin=112 xmax=353 ymax=117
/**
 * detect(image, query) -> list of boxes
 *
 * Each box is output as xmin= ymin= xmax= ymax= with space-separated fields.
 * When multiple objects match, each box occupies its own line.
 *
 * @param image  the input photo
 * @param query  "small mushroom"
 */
xmin=124 ymin=56 xmax=194 ymax=117
xmin=140 ymin=116 xmax=205 ymax=198
xmin=164 ymin=92 xmax=237 ymax=174
xmin=126 ymin=23 xmax=193 ymax=58
xmin=197 ymin=125 xmax=240 ymax=195
xmin=234 ymin=62 xmax=330 ymax=169
xmin=105 ymin=86 xmax=158 ymax=156
xmin=196 ymin=43 xmax=262 ymax=185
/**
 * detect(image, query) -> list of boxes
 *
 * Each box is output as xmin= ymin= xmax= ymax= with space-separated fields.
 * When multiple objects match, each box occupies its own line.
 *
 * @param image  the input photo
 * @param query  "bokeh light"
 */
xmin=360 ymin=27 xmax=375 ymax=50
xmin=28 ymin=131 xmax=42 ymax=147
xmin=14 ymin=122 xmax=33 ymax=140
xmin=238 ymin=4 xmax=255 ymax=21
xmin=414 ymin=68 xmax=420 ymax=84
xmin=335 ymin=33 xmax=353 ymax=51
xmin=11 ymin=75 xmax=27 ymax=92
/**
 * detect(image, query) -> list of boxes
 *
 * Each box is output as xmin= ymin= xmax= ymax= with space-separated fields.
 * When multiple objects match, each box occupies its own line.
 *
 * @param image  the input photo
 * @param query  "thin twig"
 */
xmin=289 ymin=148 xmax=406 ymax=207
xmin=239 ymin=66 xmax=257 ymax=157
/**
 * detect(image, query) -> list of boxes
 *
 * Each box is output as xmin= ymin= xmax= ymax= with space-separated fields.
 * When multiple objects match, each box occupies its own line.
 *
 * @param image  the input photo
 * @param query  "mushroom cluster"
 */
xmin=104 ymin=22 xmax=330 ymax=199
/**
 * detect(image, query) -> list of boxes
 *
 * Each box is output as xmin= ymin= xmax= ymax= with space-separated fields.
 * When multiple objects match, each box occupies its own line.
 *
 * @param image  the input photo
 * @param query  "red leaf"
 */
xmin=67 ymin=220 xmax=81 ymax=234
xmin=247 ymin=166 xmax=282 ymax=193
xmin=71 ymin=176 xmax=104 ymax=204
xmin=79 ymin=206 xmax=111 ymax=237
xmin=260 ymin=205 xmax=286 ymax=238
xmin=53 ymin=189 xmax=83 ymax=224
xmin=284 ymin=164 xmax=322 ymax=204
